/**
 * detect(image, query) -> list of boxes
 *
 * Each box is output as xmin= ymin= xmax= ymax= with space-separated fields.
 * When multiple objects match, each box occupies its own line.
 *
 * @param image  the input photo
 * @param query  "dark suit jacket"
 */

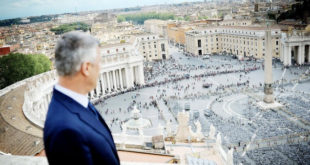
xmin=44 ymin=89 xmax=120 ymax=165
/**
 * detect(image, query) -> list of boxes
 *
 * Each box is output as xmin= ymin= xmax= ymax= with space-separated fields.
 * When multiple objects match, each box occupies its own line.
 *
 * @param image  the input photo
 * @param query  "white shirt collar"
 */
xmin=54 ymin=84 xmax=89 ymax=108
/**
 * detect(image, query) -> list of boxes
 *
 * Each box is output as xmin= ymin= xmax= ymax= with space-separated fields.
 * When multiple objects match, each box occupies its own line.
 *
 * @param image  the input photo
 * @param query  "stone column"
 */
xmin=106 ymin=72 xmax=111 ymax=92
xmin=132 ymin=66 xmax=136 ymax=85
xmin=101 ymin=73 xmax=105 ymax=94
xmin=284 ymin=46 xmax=291 ymax=66
xmin=119 ymin=68 xmax=123 ymax=89
xmin=263 ymin=29 xmax=274 ymax=104
xmin=125 ymin=68 xmax=131 ymax=88
xmin=112 ymin=70 xmax=117 ymax=90
xmin=297 ymin=45 xmax=303 ymax=65
xmin=138 ymin=65 xmax=144 ymax=85
xmin=95 ymin=75 xmax=101 ymax=97
xmin=98 ymin=73 xmax=103 ymax=95
xmin=128 ymin=66 xmax=135 ymax=87
xmin=300 ymin=45 xmax=305 ymax=65
xmin=288 ymin=46 xmax=292 ymax=66
xmin=114 ymin=70 xmax=119 ymax=89
xmin=308 ymin=45 xmax=310 ymax=63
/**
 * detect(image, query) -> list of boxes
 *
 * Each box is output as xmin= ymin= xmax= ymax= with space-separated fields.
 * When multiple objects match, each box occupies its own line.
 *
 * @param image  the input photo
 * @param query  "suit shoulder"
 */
xmin=44 ymin=98 xmax=83 ymax=132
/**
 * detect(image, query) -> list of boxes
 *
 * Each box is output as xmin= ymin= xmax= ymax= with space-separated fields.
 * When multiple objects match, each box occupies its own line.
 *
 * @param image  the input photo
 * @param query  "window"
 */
xmin=161 ymin=44 xmax=165 ymax=51
xmin=154 ymin=44 xmax=156 ymax=48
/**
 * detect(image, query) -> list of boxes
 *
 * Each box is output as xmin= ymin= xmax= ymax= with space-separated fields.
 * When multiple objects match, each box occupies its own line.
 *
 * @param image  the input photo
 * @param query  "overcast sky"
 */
xmin=0 ymin=0 xmax=204 ymax=20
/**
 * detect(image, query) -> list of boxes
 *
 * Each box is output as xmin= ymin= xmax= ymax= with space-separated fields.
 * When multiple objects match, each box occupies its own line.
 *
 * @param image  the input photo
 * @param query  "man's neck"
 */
xmin=58 ymin=76 xmax=89 ymax=95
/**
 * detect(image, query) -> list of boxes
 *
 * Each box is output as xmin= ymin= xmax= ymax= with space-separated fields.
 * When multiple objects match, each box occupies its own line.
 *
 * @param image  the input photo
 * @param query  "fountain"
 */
xmin=124 ymin=105 xmax=152 ymax=130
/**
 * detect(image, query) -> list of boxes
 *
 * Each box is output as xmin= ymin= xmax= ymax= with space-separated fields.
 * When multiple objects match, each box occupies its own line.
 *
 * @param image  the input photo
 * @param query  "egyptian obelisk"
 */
xmin=263 ymin=26 xmax=274 ymax=103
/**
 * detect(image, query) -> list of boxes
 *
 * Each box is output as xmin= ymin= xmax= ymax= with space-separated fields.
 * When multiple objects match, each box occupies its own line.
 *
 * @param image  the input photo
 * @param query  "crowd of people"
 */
xmin=233 ymin=143 xmax=310 ymax=165
xmin=93 ymin=50 xmax=310 ymax=164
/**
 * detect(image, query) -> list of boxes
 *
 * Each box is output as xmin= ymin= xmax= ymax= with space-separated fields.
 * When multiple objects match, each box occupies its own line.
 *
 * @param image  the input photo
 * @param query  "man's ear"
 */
xmin=81 ymin=62 xmax=91 ymax=76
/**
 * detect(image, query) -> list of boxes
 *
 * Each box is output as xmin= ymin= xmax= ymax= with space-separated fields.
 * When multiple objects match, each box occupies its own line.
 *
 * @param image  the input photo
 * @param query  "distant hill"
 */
xmin=0 ymin=15 xmax=57 ymax=27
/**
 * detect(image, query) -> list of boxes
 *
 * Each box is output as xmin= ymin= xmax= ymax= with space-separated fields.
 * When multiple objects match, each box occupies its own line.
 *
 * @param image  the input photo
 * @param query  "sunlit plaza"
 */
xmin=1 ymin=0 xmax=310 ymax=164
xmin=95 ymin=46 xmax=310 ymax=164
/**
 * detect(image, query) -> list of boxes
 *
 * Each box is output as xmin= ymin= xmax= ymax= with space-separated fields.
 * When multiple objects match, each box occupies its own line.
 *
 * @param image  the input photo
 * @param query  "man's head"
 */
xmin=55 ymin=31 xmax=101 ymax=94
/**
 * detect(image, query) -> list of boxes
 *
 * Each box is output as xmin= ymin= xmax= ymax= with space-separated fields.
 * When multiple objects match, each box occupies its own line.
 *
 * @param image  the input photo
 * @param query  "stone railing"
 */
xmin=0 ymin=70 xmax=57 ymax=98
xmin=0 ymin=81 xmax=27 ymax=98
xmin=22 ymin=70 xmax=57 ymax=128
xmin=113 ymin=133 xmax=152 ymax=147
xmin=0 ymin=70 xmax=57 ymax=128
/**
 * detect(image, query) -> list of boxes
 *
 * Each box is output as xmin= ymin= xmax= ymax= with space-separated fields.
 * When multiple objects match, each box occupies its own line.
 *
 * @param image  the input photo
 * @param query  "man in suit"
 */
xmin=44 ymin=31 xmax=120 ymax=165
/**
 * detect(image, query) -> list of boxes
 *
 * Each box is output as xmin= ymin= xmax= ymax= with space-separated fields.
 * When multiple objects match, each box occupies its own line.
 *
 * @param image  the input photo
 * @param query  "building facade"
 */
xmin=167 ymin=23 xmax=193 ymax=46
xmin=185 ymin=26 xmax=281 ymax=59
xmin=135 ymin=34 xmax=169 ymax=61
xmin=280 ymin=31 xmax=310 ymax=66
xmin=144 ymin=19 xmax=168 ymax=37
xmin=93 ymin=41 xmax=145 ymax=98
xmin=219 ymin=19 xmax=252 ymax=26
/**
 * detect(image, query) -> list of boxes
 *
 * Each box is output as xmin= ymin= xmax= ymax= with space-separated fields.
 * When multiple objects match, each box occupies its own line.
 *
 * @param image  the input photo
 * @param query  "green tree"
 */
xmin=0 ymin=53 xmax=51 ymax=89
xmin=51 ymin=22 xmax=90 ymax=35
xmin=117 ymin=15 xmax=126 ymax=23
xmin=184 ymin=16 xmax=190 ymax=21
xmin=117 ymin=12 xmax=175 ymax=24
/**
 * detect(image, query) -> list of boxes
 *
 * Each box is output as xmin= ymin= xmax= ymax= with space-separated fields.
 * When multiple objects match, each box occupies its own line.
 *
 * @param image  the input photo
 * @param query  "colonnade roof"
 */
xmin=100 ymin=42 xmax=132 ymax=49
